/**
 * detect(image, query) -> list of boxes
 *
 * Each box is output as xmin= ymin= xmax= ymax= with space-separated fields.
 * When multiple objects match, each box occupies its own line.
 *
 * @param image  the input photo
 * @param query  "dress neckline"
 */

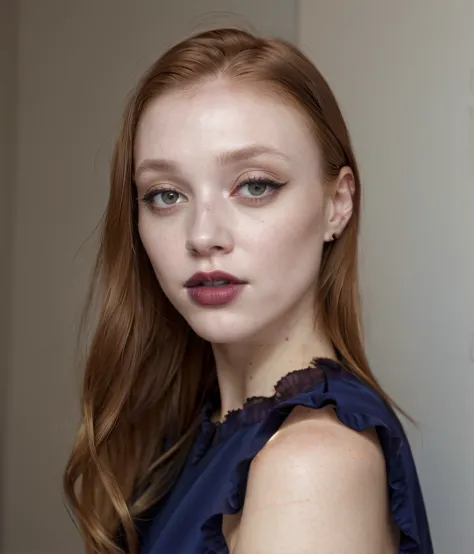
xmin=192 ymin=357 xmax=345 ymax=464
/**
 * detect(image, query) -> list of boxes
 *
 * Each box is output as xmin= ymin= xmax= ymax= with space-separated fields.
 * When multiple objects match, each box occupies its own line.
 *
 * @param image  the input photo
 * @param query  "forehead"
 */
xmin=134 ymin=79 xmax=319 ymax=170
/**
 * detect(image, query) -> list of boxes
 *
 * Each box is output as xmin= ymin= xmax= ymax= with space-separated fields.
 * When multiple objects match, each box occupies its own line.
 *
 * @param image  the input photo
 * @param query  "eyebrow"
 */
xmin=134 ymin=145 xmax=291 ymax=181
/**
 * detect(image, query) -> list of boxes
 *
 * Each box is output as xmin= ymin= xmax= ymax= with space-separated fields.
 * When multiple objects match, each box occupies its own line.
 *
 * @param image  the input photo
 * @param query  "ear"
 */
xmin=323 ymin=167 xmax=355 ymax=243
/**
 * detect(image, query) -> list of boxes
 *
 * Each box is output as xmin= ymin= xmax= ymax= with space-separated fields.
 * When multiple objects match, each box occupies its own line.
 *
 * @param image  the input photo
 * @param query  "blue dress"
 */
xmin=138 ymin=357 xmax=433 ymax=553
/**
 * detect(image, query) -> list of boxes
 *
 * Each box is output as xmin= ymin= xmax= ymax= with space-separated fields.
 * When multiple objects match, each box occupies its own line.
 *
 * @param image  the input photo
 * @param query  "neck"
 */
xmin=211 ymin=311 xmax=335 ymax=422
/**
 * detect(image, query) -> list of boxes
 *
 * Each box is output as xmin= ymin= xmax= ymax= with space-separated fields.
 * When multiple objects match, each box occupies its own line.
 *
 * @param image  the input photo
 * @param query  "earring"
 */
xmin=332 ymin=233 xmax=337 ymax=241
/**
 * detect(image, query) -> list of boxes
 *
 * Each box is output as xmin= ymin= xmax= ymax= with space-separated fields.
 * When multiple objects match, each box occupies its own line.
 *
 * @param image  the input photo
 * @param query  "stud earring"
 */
xmin=332 ymin=233 xmax=337 ymax=241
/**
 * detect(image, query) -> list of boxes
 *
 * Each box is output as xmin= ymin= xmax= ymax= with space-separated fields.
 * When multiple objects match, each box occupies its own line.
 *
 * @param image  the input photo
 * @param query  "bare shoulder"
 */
xmin=261 ymin=404 xmax=386 ymax=474
xmin=232 ymin=406 xmax=399 ymax=554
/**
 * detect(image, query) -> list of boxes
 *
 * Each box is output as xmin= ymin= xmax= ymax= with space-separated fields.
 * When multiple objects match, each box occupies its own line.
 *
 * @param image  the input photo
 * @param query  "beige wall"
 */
xmin=0 ymin=2 xmax=297 ymax=553
xmin=299 ymin=1 xmax=474 ymax=553
xmin=0 ymin=0 xmax=17 ymax=544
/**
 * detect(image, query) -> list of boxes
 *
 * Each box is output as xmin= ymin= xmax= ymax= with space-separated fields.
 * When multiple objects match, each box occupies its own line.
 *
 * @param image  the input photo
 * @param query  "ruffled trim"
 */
xmin=200 ymin=363 xmax=425 ymax=554
xmin=191 ymin=357 xmax=337 ymax=464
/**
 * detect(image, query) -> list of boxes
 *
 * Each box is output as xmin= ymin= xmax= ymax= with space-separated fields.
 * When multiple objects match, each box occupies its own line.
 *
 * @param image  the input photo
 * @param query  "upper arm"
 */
xmin=232 ymin=406 xmax=398 ymax=554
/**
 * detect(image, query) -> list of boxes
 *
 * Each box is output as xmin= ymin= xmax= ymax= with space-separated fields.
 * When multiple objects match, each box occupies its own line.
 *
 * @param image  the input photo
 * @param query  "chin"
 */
xmin=185 ymin=311 xmax=256 ymax=345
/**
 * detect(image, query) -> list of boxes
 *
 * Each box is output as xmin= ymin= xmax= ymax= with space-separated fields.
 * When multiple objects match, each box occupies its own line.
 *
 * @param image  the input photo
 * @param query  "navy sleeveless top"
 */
xmin=137 ymin=358 xmax=433 ymax=553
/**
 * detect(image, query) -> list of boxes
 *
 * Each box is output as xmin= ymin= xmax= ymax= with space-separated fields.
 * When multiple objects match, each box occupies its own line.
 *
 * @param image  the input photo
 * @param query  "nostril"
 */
xmin=185 ymin=241 xmax=229 ymax=256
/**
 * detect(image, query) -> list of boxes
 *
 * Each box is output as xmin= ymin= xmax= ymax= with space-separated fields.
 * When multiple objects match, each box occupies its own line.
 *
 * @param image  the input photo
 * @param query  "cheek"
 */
xmin=138 ymin=217 xmax=182 ymax=281
xmin=247 ymin=208 xmax=325 ymax=273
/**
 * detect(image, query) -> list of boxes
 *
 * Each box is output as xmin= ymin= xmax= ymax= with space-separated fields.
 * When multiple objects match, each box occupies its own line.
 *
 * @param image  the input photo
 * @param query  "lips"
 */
xmin=184 ymin=271 xmax=247 ymax=307
xmin=184 ymin=270 xmax=246 ymax=289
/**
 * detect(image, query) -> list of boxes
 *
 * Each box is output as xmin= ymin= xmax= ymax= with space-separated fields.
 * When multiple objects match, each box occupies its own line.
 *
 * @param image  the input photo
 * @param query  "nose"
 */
xmin=185 ymin=203 xmax=234 ymax=257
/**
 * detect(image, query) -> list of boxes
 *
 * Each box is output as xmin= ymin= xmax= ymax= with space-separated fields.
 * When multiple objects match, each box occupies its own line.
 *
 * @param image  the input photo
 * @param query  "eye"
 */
xmin=236 ymin=177 xmax=286 ymax=199
xmin=141 ymin=187 xmax=187 ymax=208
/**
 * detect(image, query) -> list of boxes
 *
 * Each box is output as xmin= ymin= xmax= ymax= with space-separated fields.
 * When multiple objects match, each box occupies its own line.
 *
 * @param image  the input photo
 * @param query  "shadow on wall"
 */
xmin=0 ymin=2 xmax=298 ymax=554
xmin=0 ymin=0 xmax=18 ymax=546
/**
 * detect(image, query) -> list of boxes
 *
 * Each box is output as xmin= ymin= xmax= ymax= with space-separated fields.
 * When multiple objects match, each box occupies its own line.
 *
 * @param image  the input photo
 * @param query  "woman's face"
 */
xmin=134 ymin=79 xmax=334 ymax=344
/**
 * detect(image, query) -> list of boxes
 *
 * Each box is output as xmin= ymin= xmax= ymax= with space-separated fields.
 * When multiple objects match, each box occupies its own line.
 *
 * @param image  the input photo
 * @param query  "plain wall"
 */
xmin=0 ymin=2 xmax=297 ymax=553
xmin=0 ymin=0 xmax=17 ymax=542
xmin=299 ymin=1 xmax=474 ymax=553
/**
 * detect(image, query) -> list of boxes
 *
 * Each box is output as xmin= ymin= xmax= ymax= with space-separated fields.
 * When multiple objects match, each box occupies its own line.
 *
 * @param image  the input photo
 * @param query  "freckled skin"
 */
xmin=134 ymin=79 xmax=331 ymax=347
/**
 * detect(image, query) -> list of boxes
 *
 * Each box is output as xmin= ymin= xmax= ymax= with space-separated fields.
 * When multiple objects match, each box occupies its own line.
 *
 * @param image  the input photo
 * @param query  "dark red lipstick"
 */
xmin=184 ymin=270 xmax=247 ymax=306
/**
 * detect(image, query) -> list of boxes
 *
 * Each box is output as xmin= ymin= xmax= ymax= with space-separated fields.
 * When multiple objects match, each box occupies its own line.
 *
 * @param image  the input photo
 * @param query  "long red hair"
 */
xmin=63 ymin=27 xmax=403 ymax=554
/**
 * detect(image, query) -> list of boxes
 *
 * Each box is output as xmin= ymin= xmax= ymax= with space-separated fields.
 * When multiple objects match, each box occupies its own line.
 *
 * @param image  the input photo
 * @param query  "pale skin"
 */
xmin=134 ymin=78 xmax=399 ymax=552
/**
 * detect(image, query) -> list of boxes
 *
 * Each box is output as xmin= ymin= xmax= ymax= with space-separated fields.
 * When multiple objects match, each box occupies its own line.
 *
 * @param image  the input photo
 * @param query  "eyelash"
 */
xmin=140 ymin=177 xmax=287 ymax=211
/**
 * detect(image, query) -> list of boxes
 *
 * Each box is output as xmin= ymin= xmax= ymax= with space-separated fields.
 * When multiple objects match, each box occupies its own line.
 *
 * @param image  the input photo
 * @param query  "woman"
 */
xmin=63 ymin=28 xmax=433 ymax=554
